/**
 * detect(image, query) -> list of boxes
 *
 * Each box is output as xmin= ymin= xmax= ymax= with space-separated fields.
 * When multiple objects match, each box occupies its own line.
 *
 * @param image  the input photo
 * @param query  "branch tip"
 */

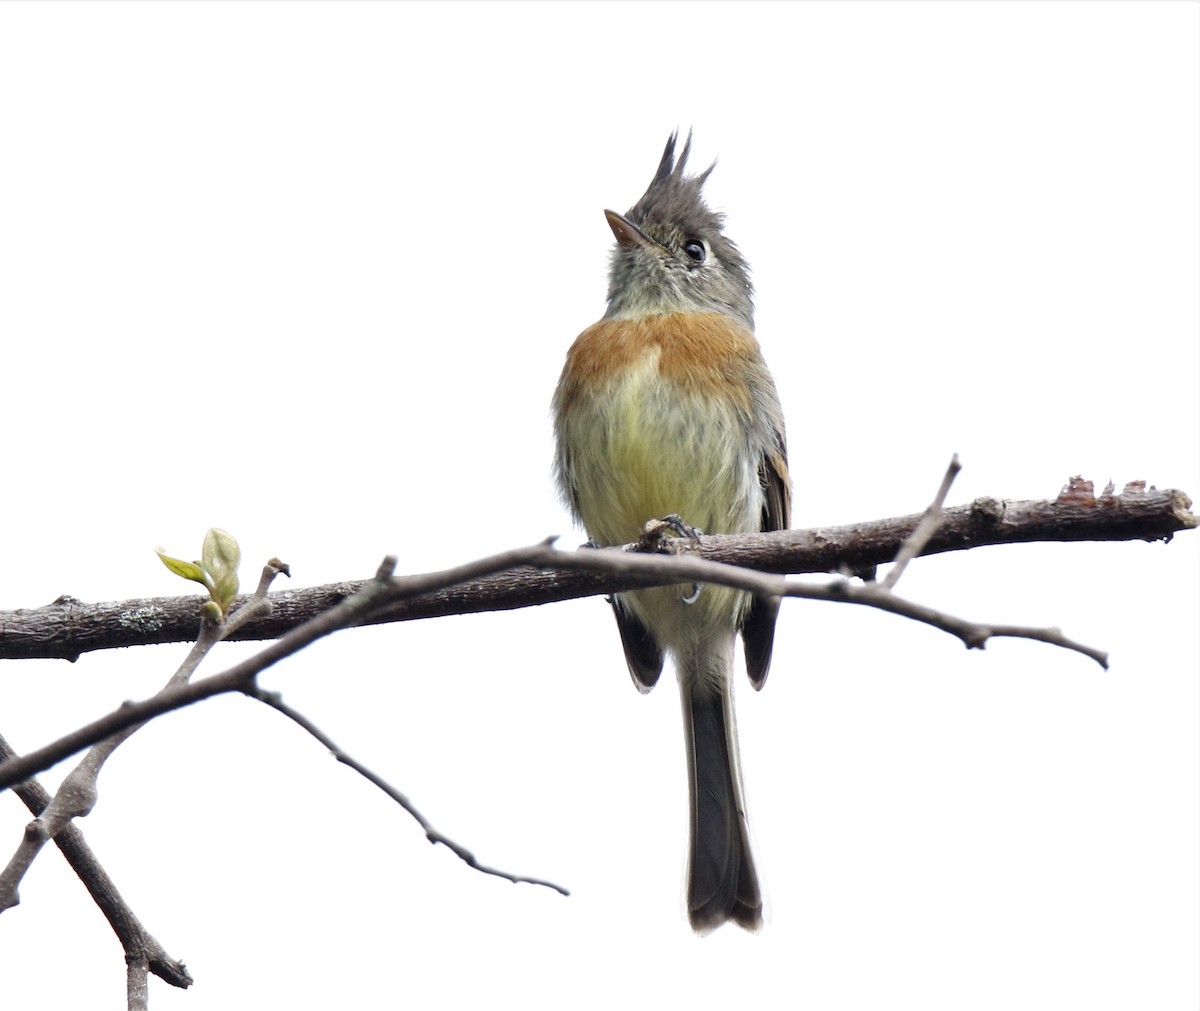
xmin=881 ymin=456 xmax=962 ymax=591
xmin=249 ymin=688 xmax=569 ymax=896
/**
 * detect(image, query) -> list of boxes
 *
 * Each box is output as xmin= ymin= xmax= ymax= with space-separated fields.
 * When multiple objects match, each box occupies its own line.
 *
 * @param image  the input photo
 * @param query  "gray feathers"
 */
xmin=604 ymin=131 xmax=755 ymax=331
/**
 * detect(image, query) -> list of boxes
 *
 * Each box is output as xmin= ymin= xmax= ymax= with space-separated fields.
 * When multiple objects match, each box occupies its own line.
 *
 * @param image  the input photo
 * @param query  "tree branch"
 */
xmin=247 ymin=687 xmax=569 ymax=895
xmin=0 ymin=482 xmax=1192 ymax=662
xmin=1 ymin=549 xmax=570 ymax=1008
xmin=0 ymin=562 xmax=290 ymax=1006
xmin=0 ymin=732 xmax=192 ymax=990
xmin=0 ymin=563 xmax=285 ymax=914
xmin=0 ymin=546 xmax=557 ymax=790
xmin=882 ymin=453 xmax=962 ymax=590
xmin=0 ymin=484 xmax=1176 ymax=793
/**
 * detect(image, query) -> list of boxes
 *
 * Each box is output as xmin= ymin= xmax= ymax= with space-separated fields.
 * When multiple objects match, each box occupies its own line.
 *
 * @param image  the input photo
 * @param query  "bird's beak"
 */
xmin=605 ymin=209 xmax=656 ymax=250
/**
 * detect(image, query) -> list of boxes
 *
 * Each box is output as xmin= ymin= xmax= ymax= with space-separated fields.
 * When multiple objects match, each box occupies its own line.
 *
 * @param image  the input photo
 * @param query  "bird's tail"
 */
xmin=681 ymin=674 xmax=762 ymax=933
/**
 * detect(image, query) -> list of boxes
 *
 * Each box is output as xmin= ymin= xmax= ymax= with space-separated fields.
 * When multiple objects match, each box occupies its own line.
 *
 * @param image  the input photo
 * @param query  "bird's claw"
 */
xmin=638 ymin=514 xmax=704 ymax=550
xmin=635 ymin=516 xmax=705 ymax=604
xmin=661 ymin=514 xmax=704 ymax=544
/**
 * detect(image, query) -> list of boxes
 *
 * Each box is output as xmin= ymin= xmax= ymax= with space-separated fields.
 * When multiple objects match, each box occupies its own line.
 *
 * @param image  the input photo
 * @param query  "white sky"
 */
xmin=1 ymin=3 xmax=1197 ymax=1010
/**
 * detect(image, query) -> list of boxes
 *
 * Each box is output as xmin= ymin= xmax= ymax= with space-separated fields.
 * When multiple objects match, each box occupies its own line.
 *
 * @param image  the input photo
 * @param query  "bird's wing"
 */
xmin=741 ymin=428 xmax=791 ymax=690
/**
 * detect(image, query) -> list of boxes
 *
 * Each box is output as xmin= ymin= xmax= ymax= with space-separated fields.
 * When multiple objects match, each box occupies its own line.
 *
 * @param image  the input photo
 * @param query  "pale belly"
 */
xmin=567 ymin=362 xmax=762 ymax=543
xmin=563 ymin=360 xmax=764 ymax=645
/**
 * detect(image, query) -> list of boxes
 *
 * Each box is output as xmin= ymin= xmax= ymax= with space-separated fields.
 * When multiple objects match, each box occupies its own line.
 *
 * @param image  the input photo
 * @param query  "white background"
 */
xmin=1 ymin=3 xmax=1197 ymax=1010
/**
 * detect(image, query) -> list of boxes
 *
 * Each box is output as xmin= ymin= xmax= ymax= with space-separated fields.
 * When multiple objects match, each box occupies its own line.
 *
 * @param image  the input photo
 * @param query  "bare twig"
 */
xmin=883 ymin=454 xmax=961 ymax=590
xmin=247 ymin=686 xmax=569 ymax=895
xmin=821 ymin=580 xmax=1109 ymax=668
xmin=543 ymin=541 xmax=1111 ymax=668
xmin=0 ymin=732 xmax=192 ymax=989
xmin=127 ymin=956 xmax=148 ymax=1011
xmin=0 ymin=484 xmax=1190 ymax=662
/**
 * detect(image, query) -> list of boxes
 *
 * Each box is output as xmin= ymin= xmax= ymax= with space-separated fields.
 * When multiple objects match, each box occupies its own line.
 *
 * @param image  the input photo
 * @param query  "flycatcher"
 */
xmin=552 ymin=133 xmax=791 ymax=933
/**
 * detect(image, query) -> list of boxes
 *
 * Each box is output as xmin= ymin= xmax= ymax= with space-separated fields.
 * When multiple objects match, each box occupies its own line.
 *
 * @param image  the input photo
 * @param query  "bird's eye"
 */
xmin=682 ymin=239 xmax=706 ymax=263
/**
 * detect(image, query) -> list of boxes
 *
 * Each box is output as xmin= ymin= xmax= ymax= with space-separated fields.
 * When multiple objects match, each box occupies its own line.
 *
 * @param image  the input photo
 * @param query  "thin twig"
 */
xmin=821 ymin=580 xmax=1109 ymax=668
xmin=543 ymin=542 xmax=1111 ymax=668
xmin=0 ymin=731 xmax=192 ymax=989
xmin=246 ymin=686 xmax=569 ymax=896
xmin=127 ymin=957 xmax=148 ymax=1011
xmin=883 ymin=454 xmax=962 ymax=590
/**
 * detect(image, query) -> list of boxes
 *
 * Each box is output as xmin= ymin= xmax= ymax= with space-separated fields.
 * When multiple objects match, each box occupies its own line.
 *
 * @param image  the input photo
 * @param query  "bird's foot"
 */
xmin=639 ymin=513 xmax=704 ymax=548
xmin=637 ymin=515 xmax=704 ymax=605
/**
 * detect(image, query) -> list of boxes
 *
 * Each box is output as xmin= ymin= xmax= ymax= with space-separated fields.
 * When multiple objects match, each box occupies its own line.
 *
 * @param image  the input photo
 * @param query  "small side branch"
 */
xmin=0 ymin=731 xmax=192 ymax=989
xmin=823 ymin=580 xmax=1108 ymax=668
xmin=542 ymin=541 xmax=1111 ymax=668
xmin=247 ymin=687 xmax=569 ymax=895
xmin=882 ymin=454 xmax=961 ymax=590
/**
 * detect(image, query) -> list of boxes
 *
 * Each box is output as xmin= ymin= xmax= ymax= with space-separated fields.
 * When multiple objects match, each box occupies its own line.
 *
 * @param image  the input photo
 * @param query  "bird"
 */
xmin=552 ymin=132 xmax=791 ymax=933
